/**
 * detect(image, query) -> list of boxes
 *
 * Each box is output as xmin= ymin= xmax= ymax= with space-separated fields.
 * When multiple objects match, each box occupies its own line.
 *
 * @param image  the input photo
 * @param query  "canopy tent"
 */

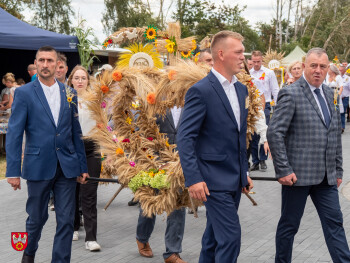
xmin=0 ymin=7 xmax=79 ymax=84
xmin=282 ymin=46 xmax=306 ymax=66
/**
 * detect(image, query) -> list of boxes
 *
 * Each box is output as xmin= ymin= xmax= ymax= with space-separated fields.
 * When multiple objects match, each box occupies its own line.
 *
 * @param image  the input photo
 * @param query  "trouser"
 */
xmin=25 ymin=162 xmax=76 ymax=263
xmin=74 ymin=139 xmax=101 ymax=241
xmin=341 ymin=97 xmax=349 ymax=129
xmin=251 ymin=102 xmax=270 ymax=164
xmin=275 ymin=176 xmax=350 ymax=263
xmin=199 ymin=190 xmax=242 ymax=263
xmin=136 ymin=207 xmax=186 ymax=259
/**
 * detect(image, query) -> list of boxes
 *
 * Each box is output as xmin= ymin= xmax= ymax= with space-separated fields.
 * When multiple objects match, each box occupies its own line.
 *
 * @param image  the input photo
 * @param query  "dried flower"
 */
xmin=101 ymin=85 xmax=109 ymax=93
xmin=116 ymin=148 xmax=124 ymax=155
xmin=147 ymin=93 xmax=156 ymax=104
xmin=112 ymin=71 xmax=122 ymax=81
xmin=168 ymin=70 xmax=177 ymax=80
xmin=122 ymin=138 xmax=130 ymax=143
xmin=129 ymin=161 xmax=135 ymax=167
xmin=101 ymin=101 xmax=106 ymax=108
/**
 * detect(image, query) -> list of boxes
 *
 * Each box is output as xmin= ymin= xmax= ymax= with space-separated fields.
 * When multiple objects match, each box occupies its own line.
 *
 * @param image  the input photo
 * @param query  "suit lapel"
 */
xmin=57 ymin=82 xmax=66 ymax=128
xmin=301 ymin=77 xmax=328 ymax=128
xmin=234 ymin=82 xmax=245 ymax=128
xmin=166 ymin=109 xmax=175 ymax=130
xmin=208 ymin=72 xmax=239 ymax=130
xmin=34 ymin=79 xmax=56 ymax=126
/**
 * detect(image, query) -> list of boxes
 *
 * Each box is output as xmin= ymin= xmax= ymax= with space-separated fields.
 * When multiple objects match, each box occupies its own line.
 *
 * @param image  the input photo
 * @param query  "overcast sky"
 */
xmin=25 ymin=0 xmax=289 ymax=43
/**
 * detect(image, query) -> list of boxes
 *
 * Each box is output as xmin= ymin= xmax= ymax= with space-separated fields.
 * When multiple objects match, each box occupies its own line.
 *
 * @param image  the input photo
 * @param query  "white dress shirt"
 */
xmin=211 ymin=68 xmax=240 ymax=129
xmin=78 ymin=100 xmax=96 ymax=136
xmin=250 ymin=66 xmax=280 ymax=103
xmin=341 ymin=74 xmax=350 ymax=98
xmin=171 ymin=106 xmax=182 ymax=128
xmin=39 ymin=79 xmax=60 ymax=126
xmin=304 ymin=74 xmax=330 ymax=121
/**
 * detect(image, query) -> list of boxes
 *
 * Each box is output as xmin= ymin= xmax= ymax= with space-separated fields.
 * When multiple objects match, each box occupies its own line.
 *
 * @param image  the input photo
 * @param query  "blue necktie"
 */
xmin=314 ymin=88 xmax=331 ymax=128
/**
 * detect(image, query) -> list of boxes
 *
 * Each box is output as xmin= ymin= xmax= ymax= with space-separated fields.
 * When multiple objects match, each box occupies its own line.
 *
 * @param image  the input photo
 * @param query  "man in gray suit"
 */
xmin=267 ymin=48 xmax=350 ymax=263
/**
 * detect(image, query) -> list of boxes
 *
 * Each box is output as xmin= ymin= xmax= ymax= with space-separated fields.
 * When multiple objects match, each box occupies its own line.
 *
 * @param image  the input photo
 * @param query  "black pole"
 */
xmin=86 ymin=177 xmax=119 ymax=183
xmin=250 ymin=176 xmax=278 ymax=181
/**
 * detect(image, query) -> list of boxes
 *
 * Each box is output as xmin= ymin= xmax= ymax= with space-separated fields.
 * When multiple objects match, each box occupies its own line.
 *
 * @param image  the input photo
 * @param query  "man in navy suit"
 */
xmin=6 ymin=46 xmax=89 ymax=263
xmin=177 ymin=31 xmax=253 ymax=263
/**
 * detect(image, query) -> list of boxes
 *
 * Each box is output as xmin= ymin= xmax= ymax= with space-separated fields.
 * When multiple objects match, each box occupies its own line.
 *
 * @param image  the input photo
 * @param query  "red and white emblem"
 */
xmin=11 ymin=232 xmax=28 ymax=251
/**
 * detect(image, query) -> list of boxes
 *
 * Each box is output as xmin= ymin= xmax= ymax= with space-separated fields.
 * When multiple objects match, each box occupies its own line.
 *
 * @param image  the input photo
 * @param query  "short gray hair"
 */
xmin=305 ymin=47 xmax=328 ymax=61
xmin=329 ymin=64 xmax=340 ymax=75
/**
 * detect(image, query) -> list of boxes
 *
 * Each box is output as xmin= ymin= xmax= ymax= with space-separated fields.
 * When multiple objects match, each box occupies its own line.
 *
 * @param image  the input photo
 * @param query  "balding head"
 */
xmin=27 ymin=64 xmax=37 ymax=77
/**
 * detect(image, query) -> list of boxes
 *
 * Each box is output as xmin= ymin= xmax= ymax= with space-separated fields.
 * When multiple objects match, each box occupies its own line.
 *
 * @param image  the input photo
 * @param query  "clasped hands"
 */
xmin=8 ymin=173 xmax=90 ymax=191
xmin=188 ymin=176 xmax=254 ymax=202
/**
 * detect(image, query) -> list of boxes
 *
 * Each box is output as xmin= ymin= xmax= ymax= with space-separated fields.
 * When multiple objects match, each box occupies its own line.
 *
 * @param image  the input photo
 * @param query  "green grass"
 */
xmin=0 ymin=155 xmax=6 ymax=180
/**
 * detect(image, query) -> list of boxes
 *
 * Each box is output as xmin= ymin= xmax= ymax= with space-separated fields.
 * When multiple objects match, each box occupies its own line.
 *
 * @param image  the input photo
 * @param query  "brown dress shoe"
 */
xmin=136 ymin=239 xmax=153 ymax=258
xmin=164 ymin=253 xmax=188 ymax=263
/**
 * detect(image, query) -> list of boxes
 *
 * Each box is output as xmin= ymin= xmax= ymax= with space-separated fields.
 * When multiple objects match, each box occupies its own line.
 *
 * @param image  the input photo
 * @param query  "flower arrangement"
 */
xmin=128 ymin=169 xmax=170 ymax=193
xmin=102 ymin=38 xmax=113 ymax=49
xmin=165 ymin=38 xmax=176 ymax=54
xmin=65 ymin=86 xmax=76 ymax=107
xmin=100 ymin=85 xmax=109 ymax=93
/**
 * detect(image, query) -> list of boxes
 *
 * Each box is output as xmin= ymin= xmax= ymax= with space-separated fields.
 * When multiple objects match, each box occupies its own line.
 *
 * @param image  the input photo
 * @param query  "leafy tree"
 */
xmin=31 ymin=0 xmax=74 ymax=34
xmin=0 ymin=0 xmax=32 ymax=19
xmin=102 ymin=0 xmax=159 ymax=36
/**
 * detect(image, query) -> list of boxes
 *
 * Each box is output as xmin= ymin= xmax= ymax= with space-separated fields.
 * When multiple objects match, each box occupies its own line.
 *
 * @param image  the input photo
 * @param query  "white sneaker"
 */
xmin=72 ymin=231 xmax=79 ymax=241
xmin=85 ymin=241 xmax=101 ymax=251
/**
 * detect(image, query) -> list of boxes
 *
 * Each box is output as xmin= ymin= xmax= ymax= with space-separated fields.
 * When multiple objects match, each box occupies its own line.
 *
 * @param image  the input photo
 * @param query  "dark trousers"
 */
xmin=251 ymin=102 xmax=270 ymax=164
xmin=25 ymin=162 xmax=76 ymax=263
xmin=275 ymin=177 xmax=350 ymax=263
xmin=199 ymin=190 xmax=242 ymax=263
xmin=341 ymin=97 xmax=349 ymax=129
xmin=74 ymin=139 xmax=101 ymax=241
xmin=136 ymin=207 xmax=186 ymax=259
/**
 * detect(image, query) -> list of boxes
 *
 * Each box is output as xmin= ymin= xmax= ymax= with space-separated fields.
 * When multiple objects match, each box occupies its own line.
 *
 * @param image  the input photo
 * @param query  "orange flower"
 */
xmin=101 ymin=85 xmax=109 ymax=93
xmin=97 ymin=123 xmax=104 ymax=129
xmin=116 ymin=148 xmax=124 ymax=155
xmin=168 ymin=70 xmax=177 ymax=80
xmin=101 ymin=164 xmax=104 ymax=172
xmin=147 ymin=93 xmax=156 ymax=105
xmin=112 ymin=71 xmax=122 ymax=81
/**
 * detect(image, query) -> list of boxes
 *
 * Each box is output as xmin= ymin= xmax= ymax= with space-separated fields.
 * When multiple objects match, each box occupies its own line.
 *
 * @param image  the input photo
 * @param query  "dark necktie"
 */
xmin=314 ymin=88 xmax=331 ymax=128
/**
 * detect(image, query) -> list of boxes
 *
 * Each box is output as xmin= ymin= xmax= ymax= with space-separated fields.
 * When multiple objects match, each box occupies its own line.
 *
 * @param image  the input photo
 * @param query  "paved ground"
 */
xmin=2 ymin=130 xmax=350 ymax=263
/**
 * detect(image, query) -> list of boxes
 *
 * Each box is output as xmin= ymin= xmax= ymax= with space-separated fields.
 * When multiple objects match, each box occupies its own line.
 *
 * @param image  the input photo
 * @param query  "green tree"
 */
xmin=102 ymin=0 xmax=159 ymax=36
xmin=0 ymin=0 xmax=34 ymax=19
xmin=31 ymin=0 xmax=74 ymax=34
xmin=172 ymin=0 xmax=264 ymax=52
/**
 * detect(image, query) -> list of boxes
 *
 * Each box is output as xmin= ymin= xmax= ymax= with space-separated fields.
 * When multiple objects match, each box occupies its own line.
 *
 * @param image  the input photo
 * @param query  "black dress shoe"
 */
xmin=22 ymin=252 xmax=35 ymax=263
xmin=250 ymin=163 xmax=259 ymax=171
xmin=128 ymin=198 xmax=139 ymax=206
xmin=260 ymin=160 xmax=267 ymax=170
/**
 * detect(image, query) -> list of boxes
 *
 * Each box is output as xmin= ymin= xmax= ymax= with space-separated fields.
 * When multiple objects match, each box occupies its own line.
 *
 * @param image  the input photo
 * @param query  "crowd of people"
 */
xmin=2 ymin=29 xmax=350 ymax=263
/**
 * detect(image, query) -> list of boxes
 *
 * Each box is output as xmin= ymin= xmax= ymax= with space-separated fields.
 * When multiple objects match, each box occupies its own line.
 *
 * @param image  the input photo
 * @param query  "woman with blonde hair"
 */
xmin=68 ymin=65 xmax=102 ymax=251
xmin=284 ymin=61 xmax=303 ymax=87
xmin=0 ymin=73 xmax=15 ymax=110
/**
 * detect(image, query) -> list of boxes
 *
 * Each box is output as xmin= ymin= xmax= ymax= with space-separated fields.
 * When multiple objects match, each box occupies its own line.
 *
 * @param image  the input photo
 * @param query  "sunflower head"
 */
xmin=67 ymin=97 xmax=72 ymax=103
xmin=181 ymin=50 xmax=192 ymax=59
xmin=144 ymin=25 xmax=158 ymax=42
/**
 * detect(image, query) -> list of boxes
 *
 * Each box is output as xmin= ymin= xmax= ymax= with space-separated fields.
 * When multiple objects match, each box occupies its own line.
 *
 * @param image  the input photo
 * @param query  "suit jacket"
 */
xmin=156 ymin=109 xmax=183 ymax=145
xmin=177 ymin=71 xmax=249 ymax=191
xmin=6 ymin=78 xmax=88 ymax=181
xmin=267 ymin=76 xmax=342 ymax=186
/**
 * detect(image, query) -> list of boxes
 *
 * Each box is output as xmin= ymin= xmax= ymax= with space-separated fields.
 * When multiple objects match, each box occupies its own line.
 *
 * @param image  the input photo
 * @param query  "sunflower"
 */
xmin=191 ymin=39 xmax=197 ymax=51
xmin=181 ymin=50 xmax=192 ymax=59
xmin=67 ymin=97 xmax=72 ymax=103
xmin=165 ymin=39 xmax=176 ymax=54
xmin=144 ymin=25 xmax=157 ymax=42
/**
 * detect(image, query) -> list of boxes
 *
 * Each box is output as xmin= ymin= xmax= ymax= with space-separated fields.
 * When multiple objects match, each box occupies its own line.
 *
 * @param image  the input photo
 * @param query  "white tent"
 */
xmin=282 ymin=46 xmax=306 ymax=66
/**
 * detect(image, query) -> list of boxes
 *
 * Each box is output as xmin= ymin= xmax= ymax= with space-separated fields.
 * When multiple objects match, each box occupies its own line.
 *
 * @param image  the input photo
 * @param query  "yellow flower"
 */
xmin=191 ymin=39 xmax=197 ymax=51
xmin=149 ymin=172 xmax=155 ymax=178
xmin=116 ymin=148 xmax=124 ymax=155
xmin=160 ymin=169 xmax=165 ymax=174
xmin=165 ymin=140 xmax=170 ymax=147
xmin=67 ymin=97 xmax=72 ymax=103
xmin=165 ymin=39 xmax=176 ymax=53
xmin=270 ymin=100 xmax=275 ymax=106
xmin=126 ymin=117 xmax=132 ymax=124
xmin=346 ymin=69 xmax=350 ymax=74
xmin=146 ymin=28 xmax=157 ymax=40
xmin=101 ymin=164 xmax=104 ymax=172
xmin=181 ymin=50 xmax=192 ymax=59
xmin=334 ymin=99 xmax=338 ymax=105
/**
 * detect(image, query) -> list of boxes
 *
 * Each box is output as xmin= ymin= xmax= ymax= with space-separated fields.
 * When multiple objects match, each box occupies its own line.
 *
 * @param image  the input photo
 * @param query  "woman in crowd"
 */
xmin=67 ymin=65 xmax=102 ymax=251
xmin=0 ymin=73 xmax=16 ymax=110
xmin=283 ymin=61 xmax=303 ymax=87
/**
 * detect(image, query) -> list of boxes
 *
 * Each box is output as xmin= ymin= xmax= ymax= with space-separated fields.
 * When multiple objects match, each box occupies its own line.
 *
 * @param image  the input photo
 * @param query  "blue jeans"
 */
xmin=251 ymin=102 xmax=271 ymax=164
xmin=341 ymin=97 xmax=349 ymax=129
xmin=136 ymin=207 xmax=186 ymax=259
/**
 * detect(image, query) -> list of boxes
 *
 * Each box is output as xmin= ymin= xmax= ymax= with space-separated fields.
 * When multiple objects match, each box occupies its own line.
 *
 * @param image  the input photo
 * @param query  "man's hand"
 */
xmin=337 ymin=178 xmax=342 ymax=188
xmin=77 ymin=173 xmax=89 ymax=184
xmin=242 ymin=176 xmax=254 ymax=194
xmin=7 ymin=177 xmax=21 ymax=190
xmin=264 ymin=141 xmax=271 ymax=158
xmin=278 ymin=173 xmax=297 ymax=186
xmin=188 ymin=182 xmax=210 ymax=202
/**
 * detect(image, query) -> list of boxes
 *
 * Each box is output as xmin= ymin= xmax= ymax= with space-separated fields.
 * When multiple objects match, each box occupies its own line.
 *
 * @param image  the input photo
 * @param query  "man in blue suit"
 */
xmin=177 ymin=31 xmax=253 ymax=263
xmin=6 ymin=46 xmax=89 ymax=263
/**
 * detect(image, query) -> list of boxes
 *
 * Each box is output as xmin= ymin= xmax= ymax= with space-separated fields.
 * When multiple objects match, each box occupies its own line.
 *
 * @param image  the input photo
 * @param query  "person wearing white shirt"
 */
xmin=67 ymin=65 xmax=102 ymax=252
xmin=249 ymin=50 xmax=279 ymax=171
xmin=339 ymin=64 xmax=350 ymax=130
